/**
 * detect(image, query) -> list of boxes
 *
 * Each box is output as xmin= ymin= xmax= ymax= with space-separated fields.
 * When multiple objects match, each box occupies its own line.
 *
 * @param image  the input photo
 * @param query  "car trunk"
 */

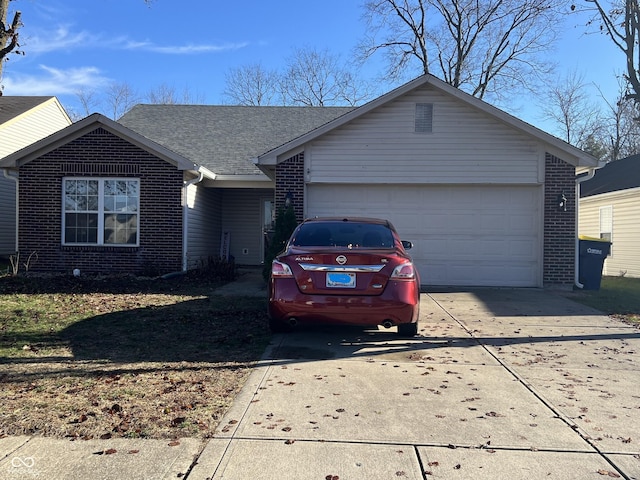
xmin=284 ymin=250 xmax=394 ymax=296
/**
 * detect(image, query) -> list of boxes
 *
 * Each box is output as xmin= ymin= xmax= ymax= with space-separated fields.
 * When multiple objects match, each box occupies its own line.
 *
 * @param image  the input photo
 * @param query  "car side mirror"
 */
xmin=401 ymin=240 xmax=413 ymax=250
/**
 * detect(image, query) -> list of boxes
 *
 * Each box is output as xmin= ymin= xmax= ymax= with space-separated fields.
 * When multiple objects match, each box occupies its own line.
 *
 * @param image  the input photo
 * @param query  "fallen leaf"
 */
xmin=597 ymin=469 xmax=620 ymax=478
xmin=168 ymin=440 xmax=180 ymax=447
xmin=284 ymin=439 xmax=295 ymax=445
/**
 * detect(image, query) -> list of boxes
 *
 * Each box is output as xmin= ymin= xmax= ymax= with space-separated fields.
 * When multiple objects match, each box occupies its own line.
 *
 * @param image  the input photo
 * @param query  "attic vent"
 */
xmin=415 ymin=103 xmax=433 ymax=133
xmin=61 ymin=163 xmax=140 ymax=175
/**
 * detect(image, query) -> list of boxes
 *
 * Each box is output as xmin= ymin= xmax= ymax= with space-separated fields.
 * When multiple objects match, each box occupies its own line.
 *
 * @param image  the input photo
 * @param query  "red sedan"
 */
xmin=268 ymin=217 xmax=421 ymax=336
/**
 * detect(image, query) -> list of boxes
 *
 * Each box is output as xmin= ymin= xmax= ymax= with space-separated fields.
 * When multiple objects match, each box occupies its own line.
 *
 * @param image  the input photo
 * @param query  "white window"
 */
xmin=63 ymin=178 xmax=139 ymax=246
xmin=599 ymin=205 xmax=612 ymax=255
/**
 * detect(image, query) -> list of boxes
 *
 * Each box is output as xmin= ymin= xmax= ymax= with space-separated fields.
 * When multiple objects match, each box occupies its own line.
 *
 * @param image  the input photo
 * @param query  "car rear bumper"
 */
xmin=269 ymin=278 xmax=419 ymax=327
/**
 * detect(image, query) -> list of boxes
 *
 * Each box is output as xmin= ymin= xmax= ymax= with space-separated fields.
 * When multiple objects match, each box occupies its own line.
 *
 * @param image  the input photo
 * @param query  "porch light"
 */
xmin=284 ymin=190 xmax=293 ymax=208
xmin=557 ymin=191 xmax=567 ymax=212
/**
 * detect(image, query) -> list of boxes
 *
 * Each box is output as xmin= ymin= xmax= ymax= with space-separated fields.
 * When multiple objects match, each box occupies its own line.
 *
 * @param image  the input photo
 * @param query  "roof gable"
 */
xmin=0 ymin=96 xmax=60 ymax=126
xmin=255 ymin=74 xmax=598 ymax=169
xmin=580 ymin=154 xmax=640 ymax=197
xmin=119 ymin=105 xmax=354 ymax=176
xmin=0 ymin=113 xmax=200 ymax=173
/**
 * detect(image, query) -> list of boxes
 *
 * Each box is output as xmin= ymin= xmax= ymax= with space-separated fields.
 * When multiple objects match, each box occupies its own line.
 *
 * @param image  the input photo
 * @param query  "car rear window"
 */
xmin=291 ymin=222 xmax=395 ymax=248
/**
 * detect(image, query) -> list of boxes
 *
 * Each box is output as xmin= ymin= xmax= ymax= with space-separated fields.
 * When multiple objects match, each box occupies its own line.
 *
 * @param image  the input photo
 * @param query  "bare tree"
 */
xmin=280 ymin=47 xmax=374 ymax=106
xmin=145 ymin=83 xmax=204 ymax=104
xmin=598 ymin=76 xmax=640 ymax=160
xmin=0 ymin=0 xmax=21 ymax=80
xmin=104 ymin=82 xmax=140 ymax=120
xmin=578 ymin=0 xmax=640 ymax=105
xmin=223 ymin=47 xmax=375 ymax=107
xmin=540 ymin=70 xmax=603 ymax=148
xmin=359 ymin=0 xmax=563 ymax=101
xmin=223 ymin=63 xmax=281 ymax=106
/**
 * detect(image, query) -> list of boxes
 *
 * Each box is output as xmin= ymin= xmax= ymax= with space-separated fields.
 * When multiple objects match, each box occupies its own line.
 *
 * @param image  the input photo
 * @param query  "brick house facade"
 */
xmin=18 ymin=127 xmax=185 ymax=276
xmin=543 ymin=153 xmax=577 ymax=285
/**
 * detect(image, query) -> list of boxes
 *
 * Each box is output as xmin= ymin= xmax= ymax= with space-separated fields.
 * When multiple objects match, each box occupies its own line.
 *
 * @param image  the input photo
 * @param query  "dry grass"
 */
xmin=0 ymin=273 xmax=270 ymax=439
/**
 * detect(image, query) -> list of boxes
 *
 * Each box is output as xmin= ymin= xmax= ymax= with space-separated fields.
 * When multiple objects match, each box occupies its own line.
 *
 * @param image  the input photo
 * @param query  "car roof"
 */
xmin=301 ymin=217 xmax=393 ymax=227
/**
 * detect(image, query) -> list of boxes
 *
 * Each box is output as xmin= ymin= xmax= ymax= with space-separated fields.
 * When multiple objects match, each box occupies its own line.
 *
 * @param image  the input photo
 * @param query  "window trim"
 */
xmin=599 ymin=205 xmax=613 ymax=256
xmin=62 ymin=177 xmax=140 ymax=247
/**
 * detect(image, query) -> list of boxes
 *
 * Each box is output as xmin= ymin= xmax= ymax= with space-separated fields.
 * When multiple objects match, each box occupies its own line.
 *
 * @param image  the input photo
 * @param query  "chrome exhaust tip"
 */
xmin=288 ymin=318 xmax=298 ymax=327
xmin=382 ymin=320 xmax=393 ymax=329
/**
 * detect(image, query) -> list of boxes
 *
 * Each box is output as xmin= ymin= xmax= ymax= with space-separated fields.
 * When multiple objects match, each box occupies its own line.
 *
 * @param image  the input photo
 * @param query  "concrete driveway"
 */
xmin=193 ymin=289 xmax=640 ymax=479
xmin=2 ymin=288 xmax=639 ymax=479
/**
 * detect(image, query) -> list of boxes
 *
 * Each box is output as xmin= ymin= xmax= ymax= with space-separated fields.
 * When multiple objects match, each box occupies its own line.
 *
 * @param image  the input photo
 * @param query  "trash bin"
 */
xmin=578 ymin=236 xmax=612 ymax=290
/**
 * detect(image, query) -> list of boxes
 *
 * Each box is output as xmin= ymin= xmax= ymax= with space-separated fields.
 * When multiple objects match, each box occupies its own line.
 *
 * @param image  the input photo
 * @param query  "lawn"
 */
xmin=0 ymin=273 xmax=271 ymax=440
xmin=563 ymin=276 xmax=640 ymax=325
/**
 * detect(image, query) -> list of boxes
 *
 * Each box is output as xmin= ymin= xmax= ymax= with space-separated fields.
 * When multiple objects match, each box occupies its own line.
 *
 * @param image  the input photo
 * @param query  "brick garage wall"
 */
xmin=275 ymin=152 xmax=304 ymax=222
xmin=18 ymin=127 xmax=184 ymax=275
xmin=544 ymin=153 xmax=576 ymax=286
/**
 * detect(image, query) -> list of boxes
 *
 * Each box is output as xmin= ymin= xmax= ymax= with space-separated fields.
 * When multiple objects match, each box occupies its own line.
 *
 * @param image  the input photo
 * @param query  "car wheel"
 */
xmin=397 ymin=322 xmax=418 ymax=337
xmin=269 ymin=318 xmax=292 ymax=334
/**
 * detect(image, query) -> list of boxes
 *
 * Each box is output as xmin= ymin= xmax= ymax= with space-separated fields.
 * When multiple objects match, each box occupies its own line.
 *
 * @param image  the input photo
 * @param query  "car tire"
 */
xmin=397 ymin=322 xmax=418 ymax=337
xmin=269 ymin=318 xmax=292 ymax=334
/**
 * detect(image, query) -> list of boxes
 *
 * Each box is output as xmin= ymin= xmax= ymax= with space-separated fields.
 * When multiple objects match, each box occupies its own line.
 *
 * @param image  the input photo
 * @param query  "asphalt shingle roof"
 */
xmin=580 ymin=154 xmax=640 ymax=197
xmin=118 ymin=105 xmax=354 ymax=176
xmin=0 ymin=96 xmax=53 ymax=125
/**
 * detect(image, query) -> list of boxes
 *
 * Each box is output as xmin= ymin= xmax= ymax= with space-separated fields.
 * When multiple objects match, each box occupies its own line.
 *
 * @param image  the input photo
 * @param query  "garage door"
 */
xmin=307 ymin=184 xmax=541 ymax=287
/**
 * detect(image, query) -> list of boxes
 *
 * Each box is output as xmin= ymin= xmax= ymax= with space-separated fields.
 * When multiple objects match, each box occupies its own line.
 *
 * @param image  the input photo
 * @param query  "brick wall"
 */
xmin=274 ymin=152 xmax=304 ymax=222
xmin=18 ymin=127 xmax=184 ymax=275
xmin=543 ymin=153 xmax=576 ymax=286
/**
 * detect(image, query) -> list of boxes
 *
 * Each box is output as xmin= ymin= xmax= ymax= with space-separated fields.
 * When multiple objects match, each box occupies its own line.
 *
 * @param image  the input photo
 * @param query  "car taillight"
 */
xmin=271 ymin=260 xmax=293 ymax=277
xmin=391 ymin=263 xmax=415 ymax=279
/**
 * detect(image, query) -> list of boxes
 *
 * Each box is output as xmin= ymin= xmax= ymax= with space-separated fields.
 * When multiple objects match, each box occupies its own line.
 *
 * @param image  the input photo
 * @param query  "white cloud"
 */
xmin=2 ymin=65 xmax=111 ymax=96
xmin=135 ymin=42 xmax=250 ymax=54
xmin=22 ymin=25 xmax=248 ymax=56
xmin=22 ymin=26 xmax=96 ymax=54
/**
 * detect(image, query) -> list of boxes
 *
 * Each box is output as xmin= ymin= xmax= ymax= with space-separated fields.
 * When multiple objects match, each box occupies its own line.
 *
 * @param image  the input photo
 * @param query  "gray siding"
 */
xmin=579 ymin=188 xmax=640 ymax=278
xmin=0 ymin=176 xmax=16 ymax=256
xmin=185 ymin=183 xmax=222 ymax=269
xmin=305 ymin=84 xmax=542 ymax=185
xmin=221 ymin=188 xmax=273 ymax=266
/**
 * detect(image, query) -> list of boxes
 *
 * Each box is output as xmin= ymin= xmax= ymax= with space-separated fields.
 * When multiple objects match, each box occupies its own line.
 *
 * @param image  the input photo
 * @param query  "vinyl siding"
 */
xmin=579 ymin=188 xmax=640 ymax=277
xmin=0 ymin=99 xmax=71 ymax=157
xmin=185 ymin=183 xmax=222 ymax=269
xmin=305 ymin=85 xmax=542 ymax=184
xmin=0 ymin=99 xmax=71 ymax=256
xmin=221 ymin=188 xmax=273 ymax=266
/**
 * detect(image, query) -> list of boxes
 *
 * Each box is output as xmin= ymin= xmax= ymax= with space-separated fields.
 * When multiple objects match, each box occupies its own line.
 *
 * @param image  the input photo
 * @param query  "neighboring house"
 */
xmin=0 ymin=75 xmax=599 ymax=287
xmin=579 ymin=154 xmax=640 ymax=278
xmin=0 ymin=97 xmax=71 ymax=257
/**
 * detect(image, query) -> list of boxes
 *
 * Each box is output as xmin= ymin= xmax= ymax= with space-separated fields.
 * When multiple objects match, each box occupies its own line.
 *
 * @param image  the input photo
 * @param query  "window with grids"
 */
xmin=63 ymin=178 xmax=139 ymax=245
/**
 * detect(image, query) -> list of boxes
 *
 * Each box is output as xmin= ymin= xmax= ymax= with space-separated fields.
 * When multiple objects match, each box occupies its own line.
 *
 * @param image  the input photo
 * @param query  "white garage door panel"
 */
xmin=307 ymin=184 xmax=541 ymax=287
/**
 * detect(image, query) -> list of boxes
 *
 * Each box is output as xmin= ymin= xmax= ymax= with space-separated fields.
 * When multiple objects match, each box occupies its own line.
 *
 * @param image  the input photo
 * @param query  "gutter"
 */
xmin=182 ymin=169 xmax=205 ymax=272
xmin=574 ymin=166 xmax=599 ymax=289
xmin=2 ymin=169 xmax=19 ymax=253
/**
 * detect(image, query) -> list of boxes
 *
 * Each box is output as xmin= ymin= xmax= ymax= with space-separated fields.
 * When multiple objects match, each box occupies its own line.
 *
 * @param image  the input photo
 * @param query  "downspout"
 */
xmin=182 ymin=170 xmax=204 ymax=272
xmin=3 ymin=169 xmax=19 ymax=253
xmin=574 ymin=167 xmax=598 ymax=289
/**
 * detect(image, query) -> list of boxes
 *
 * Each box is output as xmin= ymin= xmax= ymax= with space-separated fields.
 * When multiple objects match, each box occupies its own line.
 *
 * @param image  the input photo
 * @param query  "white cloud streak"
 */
xmin=2 ymin=65 xmax=111 ymax=96
xmin=22 ymin=25 xmax=247 ymax=56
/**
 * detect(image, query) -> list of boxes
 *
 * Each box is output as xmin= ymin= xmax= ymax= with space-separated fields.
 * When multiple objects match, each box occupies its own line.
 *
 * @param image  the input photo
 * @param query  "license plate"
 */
xmin=326 ymin=272 xmax=356 ymax=288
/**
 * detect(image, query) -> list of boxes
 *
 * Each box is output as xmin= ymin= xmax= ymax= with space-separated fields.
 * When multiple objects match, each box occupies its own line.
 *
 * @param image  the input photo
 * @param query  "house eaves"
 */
xmin=0 ymin=113 xmax=210 ymax=178
xmin=254 ymin=74 xmax=599 ymax=172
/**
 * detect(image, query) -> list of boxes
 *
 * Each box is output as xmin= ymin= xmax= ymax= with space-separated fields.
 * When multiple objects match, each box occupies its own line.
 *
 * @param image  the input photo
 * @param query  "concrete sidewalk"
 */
xmin=2 ymin=289 xmax=639 ymax=479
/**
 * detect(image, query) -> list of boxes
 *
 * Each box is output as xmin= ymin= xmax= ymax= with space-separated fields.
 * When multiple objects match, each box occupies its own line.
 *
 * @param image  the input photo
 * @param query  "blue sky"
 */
xmin=1 ymin=0 xmax=625 ymax=134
